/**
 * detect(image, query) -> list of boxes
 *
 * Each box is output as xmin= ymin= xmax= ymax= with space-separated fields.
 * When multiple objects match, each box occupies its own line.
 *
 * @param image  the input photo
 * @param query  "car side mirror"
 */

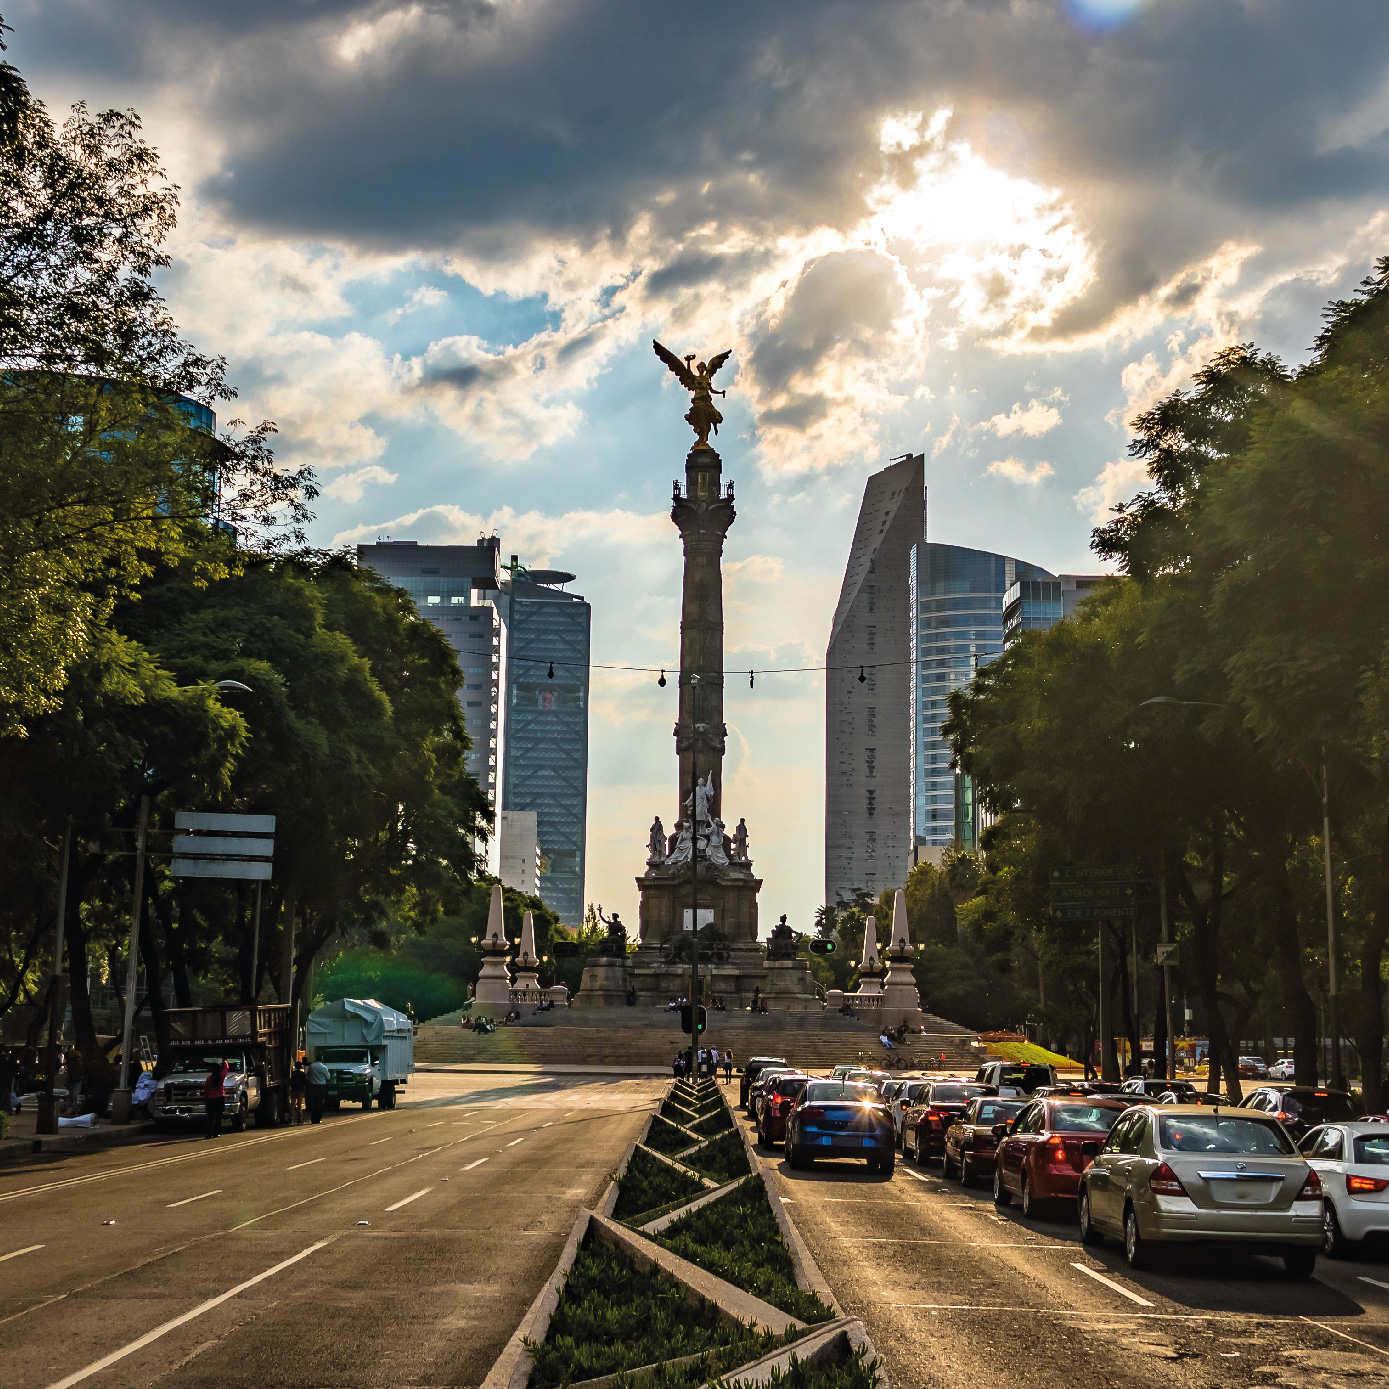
xmin=991 ymin=1123 xmax=1008 ymax=1140
xmin=1080 ymin=1141 xmax=1100 ymax=1158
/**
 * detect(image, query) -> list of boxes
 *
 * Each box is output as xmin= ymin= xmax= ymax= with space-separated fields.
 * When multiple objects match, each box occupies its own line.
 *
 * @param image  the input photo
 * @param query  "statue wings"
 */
xmin=653 ymin=340 xmax=697 ymax=390
xmin=704 ymin=349 xmax=732 ymax=379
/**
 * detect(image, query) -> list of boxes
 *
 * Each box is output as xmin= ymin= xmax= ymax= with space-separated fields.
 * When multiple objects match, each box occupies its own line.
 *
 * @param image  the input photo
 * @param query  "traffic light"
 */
xmin=680 ymin=1005 xmax=707 ymax=1035
xmin=808 ymin=938 xmax=837 ymax=956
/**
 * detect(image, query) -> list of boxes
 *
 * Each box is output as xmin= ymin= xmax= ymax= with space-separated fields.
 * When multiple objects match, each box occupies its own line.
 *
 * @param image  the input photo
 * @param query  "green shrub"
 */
xmin=528 ymin=1239 xmax=793 ymax=1389
xmin=0 ymin=1110 xmax=8 ymax=1141
xmin=691 ymin=1106 xmax=733 ymax=1137
xmin=614 ymin=1145 xmax=703 ymax=1221
xmin=657 ymin=1178 xmax=834 ymax=1324
xmin=687 ymin=1130 xmax=750 ymax=1185
xmin=718 ymin=1347 xmax=881 ymax=1389
xmin=662 ymin=1097 xmax=701 ymax=1123
xmin=645 ymin=1115 xmax=695 ymax=1155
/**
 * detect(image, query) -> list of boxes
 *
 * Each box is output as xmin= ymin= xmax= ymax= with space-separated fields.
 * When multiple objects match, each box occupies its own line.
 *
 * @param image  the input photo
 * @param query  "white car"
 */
xmin=1300 ymin=1122 xmax=1389 ymax=1255
xmin=1268 ymin=1059 xmax=1296 ymax=1080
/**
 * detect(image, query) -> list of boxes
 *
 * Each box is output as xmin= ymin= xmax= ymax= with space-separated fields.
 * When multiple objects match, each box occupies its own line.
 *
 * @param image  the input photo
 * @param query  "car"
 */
xmin=1122 ymin=1078 xmax=1199 ymax=1100
xmin=1241 ymin=1086 xmax=1363 ymax=1141
xmin=993 ymin=1097 xmax=1129 ymax=1217
xmin=784 ymin=1079 xmax=897 ymax=1173
xmin=941 ymin=1096 xmax=1026 ymax=1185
xmin=1078 ymin=1103 xmax=1324 ymax=1278
xmin=886 ymin=1079 xmax=932 ymax=1145
xmin=1268 ymin=1059 xmax=1296 ymax=1081
xmin=757 ymin=1073 xmax=811 ymax=1148
xmin=750 ymin=1066 xmax=800 ymax=1122
xmin=903 ymin=1080 xmax=998 ymax=1166
xmin=845 ymin=1068 xmax=892 ymax=1093
xmin=974 ymin=1061 xmax=1057 ymax=1097
xmin=1300 ymin=1121 xmax=1389 ymax=1256
xmin=829 ymin=1065 xmax=858 ymax=1080
xmin=740 ymin=1056 xmax=788 ymax=1110
xmin=1238 ymin=1056 xmax=1271 ymax=1080
xmin=1163 ymin=1090 xmax=1234 ymax=1106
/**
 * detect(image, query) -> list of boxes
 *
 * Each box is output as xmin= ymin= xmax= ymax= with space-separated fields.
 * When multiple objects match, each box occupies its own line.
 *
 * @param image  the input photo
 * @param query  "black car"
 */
xmin=757 ymin=1073 xmax=811 ymax=1147
xmin=1241 ymin=1085 xmax=1362 ymax=1139
xmin=740 ymin=1056 xmax=787 ymax=1109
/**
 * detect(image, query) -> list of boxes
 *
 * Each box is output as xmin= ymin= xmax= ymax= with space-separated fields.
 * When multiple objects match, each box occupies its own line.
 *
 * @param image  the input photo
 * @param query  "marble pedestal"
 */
xmin=572 ymin=955 xmax=631 ymax=1009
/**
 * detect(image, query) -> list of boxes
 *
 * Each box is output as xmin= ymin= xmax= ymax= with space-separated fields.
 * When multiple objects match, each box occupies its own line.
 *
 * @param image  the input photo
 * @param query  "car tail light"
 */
xmin=1149 ymin=1162 xmax=1188 ymax=1196
xmin=925 ymin=1108 xmax=943 ymax=1127
xmin=1274 ymin=1112 xmax=1292 ymax=1121
xmin=1297 ymin=1168 xmax=1323 ymax=1200
xmin=1347 ymin=1174 xmax=1389 ymax=1194
xmin=801 ymin=1106 xmax=824 ymax=1122
xmin=770 ymin=1097 xmax=783 ymax=1113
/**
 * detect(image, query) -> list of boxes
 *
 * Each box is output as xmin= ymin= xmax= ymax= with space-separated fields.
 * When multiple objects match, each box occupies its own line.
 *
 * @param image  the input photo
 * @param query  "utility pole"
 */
xmin=36 ymin=823 xmax=71 ymax=1135
xmin=1159 ymin=849 xmax=1174 ymax=1082
xmin=1099 ymin=922 xmax=1118 ymax=1081
xmin=1322 ymin=755 xmax=1345 ymax=1089
xmin=114 ymin=794 xmax=150 ymax=1118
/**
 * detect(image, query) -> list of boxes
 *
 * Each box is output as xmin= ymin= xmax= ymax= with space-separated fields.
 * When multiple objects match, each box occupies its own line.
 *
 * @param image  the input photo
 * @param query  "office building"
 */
xmin=825 ymin=454 xmax=925 ymax=909
xmin=1002 ymin=573 xmax=1108 ymax=647
xmin=909 ymin=541 xmax=1055 ymax=857
xmin=355 ymin=539 xmax=505 ymax=826
xmin=498 ymin=561 xmax=591 ymax=925
xmin=499 ymin=810 xmax=542 ymax=897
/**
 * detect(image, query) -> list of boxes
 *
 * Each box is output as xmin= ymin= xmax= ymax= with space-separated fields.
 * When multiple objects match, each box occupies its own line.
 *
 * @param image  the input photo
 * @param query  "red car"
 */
xmin=756 ymin=1073 xmax=811 ymax=1147
xmin=992 ymin=1097 xmax=1128 ymax=1218
xmin=903 ymin=1080 xmax=996 ymax=1166
xmin=941 ymin=1096 xmax=1026 ymax=1185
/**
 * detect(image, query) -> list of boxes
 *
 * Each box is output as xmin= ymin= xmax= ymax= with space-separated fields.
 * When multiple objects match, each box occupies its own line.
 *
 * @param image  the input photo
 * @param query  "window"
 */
xmin=1048 ymin=1104 xmax=1124 ymax=1134
xmin=1119 ymin=1113 xmax=1148 ymax=1154
xmin=1313 ymin=1128 xmax=1344 ymax=1160
xmin=1354 ymin=1135 xmax=1389 ymax=1165
xmin=1102 ymin=1113 xmax=1135 ymax=1153
xmin=421 ymin=567 xmax=440 ymax=575
xmin=1159 ymin=1114 xmax=1294 ymax=1155
xmin=451 ymin=596 xmax=467 ymax=605
xmin=427 ymin=595 xmax=442 ymax=605
xmin=1013 ymin=1104 xmax=1043 ymax=1135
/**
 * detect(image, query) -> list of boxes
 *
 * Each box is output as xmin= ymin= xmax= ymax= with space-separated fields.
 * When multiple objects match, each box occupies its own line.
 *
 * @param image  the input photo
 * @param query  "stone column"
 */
xmin=513 ymin=909 xmax=541 ymax=997
xmin=473 ymin=883 xmax=513 ymax=1014
xmin=856 ymin=914 xmax=883 ymax=995
xmin=881 ymin=887 xmax=922 ymax=1026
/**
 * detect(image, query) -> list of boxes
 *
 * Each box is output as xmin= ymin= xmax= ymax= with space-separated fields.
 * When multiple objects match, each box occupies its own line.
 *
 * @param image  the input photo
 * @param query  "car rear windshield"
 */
xmin=903 ymin=1083 xmax=929 ymax=1102
xmin=976 ymin=1100 xmax=1024 ymax=1125
xmin=805 ymin=1083 xmax=881 ymax=1104
xmin=1279 ymin=1092 xmax=1361 ymax=1122
xmin=777 ymin=1077 xmax=809 ymax=1097
xmin=1354 ymin=1135 xmax=1389 ymax=1165
xmin=1160 ymin=1114 xmax=1295 ymax=1154
xmin=931 ymin=1084 xmax=987 ymax=1104
xmin=1048 ymin=1104 xmax=1122 ymax=1132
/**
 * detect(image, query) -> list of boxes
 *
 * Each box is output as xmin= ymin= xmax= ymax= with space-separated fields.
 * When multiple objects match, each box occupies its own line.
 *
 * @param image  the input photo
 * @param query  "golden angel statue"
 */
xmin=653 ymin=340 xmax=733 ymax=447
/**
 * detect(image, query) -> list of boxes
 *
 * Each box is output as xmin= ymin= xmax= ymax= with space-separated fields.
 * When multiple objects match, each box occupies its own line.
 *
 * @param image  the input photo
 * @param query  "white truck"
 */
xmin=306 ymin=997 xmax=413 ymax=1110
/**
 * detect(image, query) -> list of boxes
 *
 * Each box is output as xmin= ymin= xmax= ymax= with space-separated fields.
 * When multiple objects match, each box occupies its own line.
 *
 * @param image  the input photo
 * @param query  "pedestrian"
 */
xmin=672 ymin=1050 xmax=682 ymax=1079
xmin=289 ymin=1060 xmax=307 ymax=1125
xmin=306 ymin=1055 xmax=329 ymax=1124
xmin=723 ymin=1049 xmax=733 ymax=1085
xmin=203 ymin=1059 xmax=229 ymax=1139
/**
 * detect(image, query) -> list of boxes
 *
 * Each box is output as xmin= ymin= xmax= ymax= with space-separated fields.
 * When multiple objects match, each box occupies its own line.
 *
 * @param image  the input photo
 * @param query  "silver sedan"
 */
xmin=1078 ymin=1104 xmax=1324 ymax=1278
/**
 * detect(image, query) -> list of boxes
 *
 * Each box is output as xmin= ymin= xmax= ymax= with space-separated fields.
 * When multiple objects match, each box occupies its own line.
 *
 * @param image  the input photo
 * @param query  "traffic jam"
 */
xmin=740 ymin=1055 xmax=1388 ymax=1278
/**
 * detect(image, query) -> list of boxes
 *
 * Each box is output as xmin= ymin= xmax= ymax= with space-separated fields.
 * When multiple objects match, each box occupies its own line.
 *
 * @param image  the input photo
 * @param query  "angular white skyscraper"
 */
xmin=824 ymin=454 xmax=925 ymax=908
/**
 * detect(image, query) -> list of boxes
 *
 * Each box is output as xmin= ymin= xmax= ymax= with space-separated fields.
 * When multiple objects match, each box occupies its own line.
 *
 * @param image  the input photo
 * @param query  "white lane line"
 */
xmin=428 ymin=1122 xmax=444 ymax=1127
xmin=1301 ymin=1317 xmax=1389 ymax=1357
xmin=461 ymin=1158 xmax=489 ymax=1171
xmin=563 ymin=1110 xmax=575 ymax=1116
xmin=286 ymin=1158 xmax=325 ymax=1171
xmin=1360 ymin=1277 xmax=1389 ymax=1292
xmin=369 ymin=1137 xmax=393 ymax=1145
xmin=542 ymin=1122 xmax=553 ymax=1128
xmin=1071 ymin=1262 xmax=1155 ymax=1307
xmin=384 ymin=1186 xmax=433 ymax=1212
xmin=891 ymin=1303 xmax=1211 ymax=1320
xmin=507 ymin=1137 xmax=525 ymax=1147
xmin=166 ymin=1190 xmax=220 ymax=1209
xmin=42 ymin=1238 xmax=333 ymax=1389
xmin=0 ymin=1244 xmax=43 ymax=1262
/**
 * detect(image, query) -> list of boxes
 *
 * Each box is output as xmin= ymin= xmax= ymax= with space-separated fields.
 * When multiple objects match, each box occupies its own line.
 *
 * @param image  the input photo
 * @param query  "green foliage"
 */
xmin=686 ymin=1130 xmax=751 ymax=1185
xmin=690 ymin=1105 xmax=733 ymax=1137
xmin=662 ymin=1096 xmax=701 ymax=1123
xmin=656 ymin=1178 xmax=834 ymax=1324
xmin=613 ymin=1145 xmax=703 ymax=1222
xmin=527 ymin=1239 xmax=791 ymax=1389
xmin=644 ymin=1114 xmax=695 ymax=1155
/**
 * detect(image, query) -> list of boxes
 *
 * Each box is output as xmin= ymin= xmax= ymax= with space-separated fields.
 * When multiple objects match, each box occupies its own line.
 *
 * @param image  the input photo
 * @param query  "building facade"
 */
xmin=909 ymin=542 xmax=1055 ymax=856
xmin=499 ymin=810 xmax=542 ymax=897
xmin=1002 ymin=573 xmax=1107 ymax=647
xmin=498 ymin=563 xmax=591 ymax=925
xmin=825 ymin=454 xmax=925 ymax=908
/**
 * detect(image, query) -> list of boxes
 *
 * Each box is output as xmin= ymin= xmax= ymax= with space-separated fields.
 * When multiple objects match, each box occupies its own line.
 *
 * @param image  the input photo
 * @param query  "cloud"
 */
xmin=987 ymin=457 xmax=1055 ymax=486
xmin=1075 ymin=457 xmax=1150 ymax=522
xmin=323 ymin=464 xmax=399 ymax=502
xmin=985 ymin=397 xmax=1065 ymax=438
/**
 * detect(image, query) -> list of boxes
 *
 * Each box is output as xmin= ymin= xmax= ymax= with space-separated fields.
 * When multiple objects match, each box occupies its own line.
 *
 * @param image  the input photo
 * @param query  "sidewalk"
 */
xmin=414 ymin=1062 xmax=669 ymax=1076
xmin=0 ymin=1107 xmax=157 ymax=1166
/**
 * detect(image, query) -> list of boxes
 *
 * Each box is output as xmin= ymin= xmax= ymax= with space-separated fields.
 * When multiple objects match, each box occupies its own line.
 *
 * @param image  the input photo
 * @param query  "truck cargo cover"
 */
xmin=307 ymin=997 xmax=412 ymax=1044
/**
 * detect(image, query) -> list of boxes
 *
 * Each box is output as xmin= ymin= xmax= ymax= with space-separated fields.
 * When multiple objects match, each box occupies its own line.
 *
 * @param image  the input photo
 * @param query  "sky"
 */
xmin=13 ymin=0 xmax=1389 ymax=931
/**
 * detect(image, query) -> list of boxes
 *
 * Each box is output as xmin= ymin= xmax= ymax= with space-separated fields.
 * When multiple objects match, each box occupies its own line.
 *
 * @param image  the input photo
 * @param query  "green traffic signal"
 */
xmin=808 ymin=938 xmax=836 ymax=956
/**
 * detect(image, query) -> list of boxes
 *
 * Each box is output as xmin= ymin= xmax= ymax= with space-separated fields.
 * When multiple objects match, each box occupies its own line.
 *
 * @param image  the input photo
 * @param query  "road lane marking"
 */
xmin=1300 ymin=1317 xmax=1389 ymax=1357
xmin=369 ymin=1137 xmax=393 ymax=1145
xmin=428 ymin=1122 xmax=444 ymax=1127
xmin=166 ymin=1191 xmax=220 ymax=1208
xmin=1071 ymin=1263 xmax=1155 ymax=1307
xmin=890 ymin=1303 xmax=1212 ymax=1320
xmin=385 ymin=1186 xmax=433 ymax=1211
xmin=0 ymin=1244 xmax=43 ymax=1261
xmin=286 ymin=1158 xmax=325 ymax=1171
xmin=461 ymin=1158 xmax=489 ymax=1171
xmin=542 ymin=1122 xmax=553 ymax=1127
xmin=42 ymin=1238 xmax=334 ymax=1389
xmin=507 ymin=1137 xmax=525 ymax=1146
xmin=1360 ymin=1277 xmax=1389 ymax=1292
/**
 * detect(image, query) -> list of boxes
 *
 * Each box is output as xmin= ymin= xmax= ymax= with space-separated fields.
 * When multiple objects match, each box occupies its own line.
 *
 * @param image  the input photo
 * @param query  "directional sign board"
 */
xmin=1051 ymin=903 xmax=1136 ymax=921
xmin=1049 ymin=865 xmax=1136 ymax=884
xmin=1049 ymin=883 xmax=1138 ymax=905
xmin=172 ymin=811 xmax=275 ymax=881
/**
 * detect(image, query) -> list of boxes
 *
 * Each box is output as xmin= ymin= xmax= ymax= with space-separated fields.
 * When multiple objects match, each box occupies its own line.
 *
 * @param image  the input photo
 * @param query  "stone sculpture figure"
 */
xmin=647 ymin=815 xmax=666 ymax=863
xmin=686 ymin=771 xmax=716 ymax=826
xmin=732 ymin=817 xmax=749 ymax=861
xmin=595 ymin=906 xmax=628 ymax=957
xmin=653 ymin=341 xmax=733 ymax=447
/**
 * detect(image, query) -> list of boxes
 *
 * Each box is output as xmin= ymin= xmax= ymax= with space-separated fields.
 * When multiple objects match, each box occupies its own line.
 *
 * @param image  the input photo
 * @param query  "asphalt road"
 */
xmin=1 ymin=1072 xmax=660 ymax=1389
xmin=736 ymin=1104 xmax=1389 ymax=1389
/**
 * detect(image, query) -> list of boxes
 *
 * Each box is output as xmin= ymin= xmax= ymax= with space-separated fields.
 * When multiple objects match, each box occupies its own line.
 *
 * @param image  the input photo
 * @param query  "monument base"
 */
xmin=572 ymin=955 xmax=631 ymax=1009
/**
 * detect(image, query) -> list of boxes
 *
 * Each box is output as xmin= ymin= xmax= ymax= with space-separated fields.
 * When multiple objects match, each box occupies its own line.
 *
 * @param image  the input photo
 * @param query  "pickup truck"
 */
xmin=151 ymin=1003 xmax=292 ymax=1131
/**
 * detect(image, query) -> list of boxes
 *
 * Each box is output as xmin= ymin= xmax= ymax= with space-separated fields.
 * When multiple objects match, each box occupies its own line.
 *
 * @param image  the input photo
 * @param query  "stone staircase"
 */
xmin=414 ymin=1006 xmax=984 ymax=1073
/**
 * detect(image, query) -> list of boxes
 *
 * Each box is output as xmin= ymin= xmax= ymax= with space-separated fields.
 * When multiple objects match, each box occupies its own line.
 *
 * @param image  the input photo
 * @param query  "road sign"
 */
xmin=1049 ymin=883 xmax=1137 ymax=905
xmin=172 ymin=811 xmax=275 ymax=881
xmin=1156 ymin=942 xmax=1180 ymax=966
xmin=1049 ymin=865 xmax=1136 ymax=885
xmin=1050 ymin=903 xmax=1137 ymax=921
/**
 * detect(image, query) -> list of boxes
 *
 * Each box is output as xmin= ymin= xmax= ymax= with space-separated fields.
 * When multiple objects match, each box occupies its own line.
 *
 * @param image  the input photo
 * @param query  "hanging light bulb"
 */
xmin=547 ymin=662 xmax=555 ymax=679
xmin=858 ymin=666 xmax=867 ymax=684
xmin=658 ymin=669 xmax=667 ymax=688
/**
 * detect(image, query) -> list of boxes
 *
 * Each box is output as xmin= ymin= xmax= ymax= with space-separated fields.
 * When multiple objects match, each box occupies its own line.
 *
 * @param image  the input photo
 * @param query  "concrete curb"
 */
xmin=694 ymin=1316 xmax=886 ymax=1389
xmin=638 ymin=1176 xmax=746 ymax=1235
xmin=0 ymin=1120 xmax=159 ymax=1167
xmin=414 ymin=1062 xmax=668 ymax=1075
xmin=637 ymin=1142 xmax=717 ymax=1189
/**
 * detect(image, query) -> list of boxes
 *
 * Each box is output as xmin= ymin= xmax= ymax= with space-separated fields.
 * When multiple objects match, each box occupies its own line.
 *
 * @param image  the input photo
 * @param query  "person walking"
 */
xmin=289 ymin=1060 xmax=307 ymax=1125
xmin=306 ymin=1056 xmax=329 ymax=1124
xmin=723 ymin=1049 xmax=733 ymax=1085
xmin=202 ymin=1060 xmax=229 ymax=1139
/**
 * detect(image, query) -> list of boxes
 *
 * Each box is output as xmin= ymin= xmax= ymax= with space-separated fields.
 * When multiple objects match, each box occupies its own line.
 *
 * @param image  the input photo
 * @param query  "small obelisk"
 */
xmin=473 ymin=883 xmax=513 ymax=1014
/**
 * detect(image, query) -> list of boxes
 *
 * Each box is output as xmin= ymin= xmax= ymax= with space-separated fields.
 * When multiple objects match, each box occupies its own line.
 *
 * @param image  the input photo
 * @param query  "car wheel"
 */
xmin=993 ymin=1165 xmax=1013 ymax=1207
xmin=230 ymin=1100 xmax=247 ymax=1133
xmin=362 ymin=1095 xmax=372 ymax=1111
xmin=1079 ymin=1188 xmax=1104 ymax=1246
xmin=1124 ymin=1205 xmax=1152 ymax=1270
xmin=1323 ymin=1201 xmax=1354 ymax=1259
xmin=913 ymin=1134 xmax=927 ymax=1166
xmin=1284 ymin=1247 xmax=1317 ymax=1279
xmin=942 ymin=1148 xmax=956 ymax=1180
xmin=881 ymin=1149 xmax=895 ymax=1177
xmin=1021 ymin=1175 xmax=1038 ymax=1219
xmin=785 ymin=1135 xmax=799 ymax=1169
xmin=960 ymin=1154 xmax=975 ymax=1189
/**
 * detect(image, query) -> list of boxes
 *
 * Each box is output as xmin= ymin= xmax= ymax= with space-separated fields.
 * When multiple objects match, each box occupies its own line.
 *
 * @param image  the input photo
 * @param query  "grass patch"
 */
xmin=613 ymin=1145 xmax=703 ymax=1222
xmin=645 ymin=1114 xmax=695 ymax=1154
xmin=717 ymin=1347 xmax=881 ymax=1389
xmin=985 ymin=1039 xmax=1075 ymax=1069
xmin=657 ymin=1178 xmax=834 ymax=1324
xmin=686 ymin=1129 xmax=751 ymax=1185
xmin=662 ymin=1097 xmax=702 ymax=1124
xmin=528 ymin=1239 xmax=796 ymax=1389
xmin=691 ymin=1106 xmax=733 ymax=1137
